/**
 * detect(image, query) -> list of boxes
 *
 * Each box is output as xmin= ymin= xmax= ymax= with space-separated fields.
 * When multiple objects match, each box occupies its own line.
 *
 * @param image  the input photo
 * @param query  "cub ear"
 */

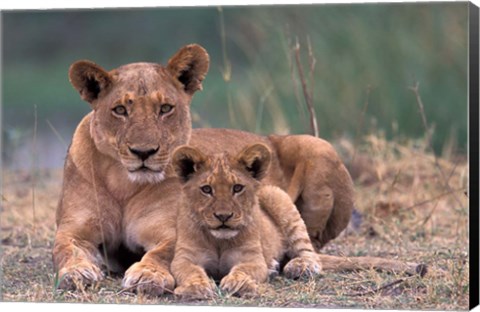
xmin=172 ymin=145 xmax=208 ymax=183
xmin=69 ymin=60 xmax=112 ymax=106
xmin=236 ymin=143 xmax=271 ymax=181
xmin=167 ymin=44 xmax=210 ymax=95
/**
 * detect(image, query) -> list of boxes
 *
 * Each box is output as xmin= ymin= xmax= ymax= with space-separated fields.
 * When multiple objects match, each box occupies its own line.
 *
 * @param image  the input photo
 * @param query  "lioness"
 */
xmin=54 ymin=44 xmax=419 ymax=294
xmin=170 ymin=144 xmax=321 ymax=299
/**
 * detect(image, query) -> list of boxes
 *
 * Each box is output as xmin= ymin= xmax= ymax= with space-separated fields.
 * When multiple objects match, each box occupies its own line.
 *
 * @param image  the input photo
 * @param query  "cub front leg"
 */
xmin=283 ymin=254 xmax=321 ymax=280
xmin=282 ymin=229 xmax=322 ymax=280
xmin=219 ymin=246 xmax=269 ymax=297
xmin=171 ymin=253 xmax=216 ymax=300
xmin=257 ymin=185 xmax=322 ymax=279
xmin=220 ymin=261 xmax=268 ymax=297
xmin=122 ymin=240 xmax=176 ymax=296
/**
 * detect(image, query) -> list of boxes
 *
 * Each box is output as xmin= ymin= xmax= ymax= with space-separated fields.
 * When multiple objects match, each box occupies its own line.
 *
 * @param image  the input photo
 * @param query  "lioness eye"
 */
xmin=160 ymin=104 xmax=173 ymax=115
xmin=233 ymin=184 xmax=244 ymax=194
xmin=113 ymin=105 xmax=127 ymax=116
xmin=201 ymin=185 xmax=213 ymax=195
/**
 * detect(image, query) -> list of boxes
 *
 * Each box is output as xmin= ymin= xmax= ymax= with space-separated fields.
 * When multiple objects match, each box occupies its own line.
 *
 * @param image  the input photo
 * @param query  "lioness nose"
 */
xmin=213 ymin=213 xmax=234 ymax=223
xmin=129 ymin=146 xmax=159 ymax=161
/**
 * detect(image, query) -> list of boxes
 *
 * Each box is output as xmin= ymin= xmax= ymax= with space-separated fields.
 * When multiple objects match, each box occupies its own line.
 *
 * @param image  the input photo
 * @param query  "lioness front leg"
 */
xmin=53 ymin=229 xmax=105 ymax=290
xmin=53 ymin=178 xmax=120 ymax=290
xmin=122 ymin=241 xmax=176 ymax=296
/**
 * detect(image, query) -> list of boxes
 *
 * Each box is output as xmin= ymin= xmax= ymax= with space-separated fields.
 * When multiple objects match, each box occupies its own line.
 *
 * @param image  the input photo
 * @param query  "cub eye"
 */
xmin=112 ymin=105 xmax=128 ymax=116
xmin=233 ymin=184 xmax=244 ymax=194
xmin=160 ymin=104 xmax=174 ymax=115
xmin=200 ymin=185 xmax=213 ymax=195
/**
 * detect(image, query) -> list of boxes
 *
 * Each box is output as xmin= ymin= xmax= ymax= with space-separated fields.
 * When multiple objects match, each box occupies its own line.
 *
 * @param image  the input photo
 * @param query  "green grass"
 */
xmin=2 ymin=2 xmax=469 ymax=158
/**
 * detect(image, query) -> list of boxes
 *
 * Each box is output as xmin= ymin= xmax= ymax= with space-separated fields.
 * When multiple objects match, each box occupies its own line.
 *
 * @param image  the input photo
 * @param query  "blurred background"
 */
xmin=1 ymin=2 xmax=469 ymax=169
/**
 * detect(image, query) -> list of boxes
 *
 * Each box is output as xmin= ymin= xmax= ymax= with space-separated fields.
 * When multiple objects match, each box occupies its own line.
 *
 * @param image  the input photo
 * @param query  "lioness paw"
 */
xmin=174 ymin=278 xmax=216 ymax=300
xmin=220 ymin=271 xmax=258 ymax=297
xmin=283 ymin=256 xmax=322 ymax=280
xmin=56 ymin=260 xmax=104 ymax=290
xmin=122 ymin=262 xmax=175 ymax=296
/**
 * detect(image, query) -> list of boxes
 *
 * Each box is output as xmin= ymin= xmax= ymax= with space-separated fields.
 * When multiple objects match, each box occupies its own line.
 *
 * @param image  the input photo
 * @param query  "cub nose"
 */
xmin=129 ymin=146 xmax=159 ymax=161
xmin=213 ymin=212 xmax=234 ymax=223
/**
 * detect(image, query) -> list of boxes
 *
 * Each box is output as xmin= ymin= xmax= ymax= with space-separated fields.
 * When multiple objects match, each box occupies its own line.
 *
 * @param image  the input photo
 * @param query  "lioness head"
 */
xmin=172 ymin=144 xmax=272 ymax=239
xmin=69 ymin=44 xmax=209 ymax=183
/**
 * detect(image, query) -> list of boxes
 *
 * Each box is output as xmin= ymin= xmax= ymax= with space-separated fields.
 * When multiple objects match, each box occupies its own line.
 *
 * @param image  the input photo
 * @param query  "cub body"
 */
xmin=171 ymin=144 xmax=321 ymax=299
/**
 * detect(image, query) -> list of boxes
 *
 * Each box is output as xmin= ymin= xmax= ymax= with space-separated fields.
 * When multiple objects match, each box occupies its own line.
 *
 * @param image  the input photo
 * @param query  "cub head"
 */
xmin=172 ymin=144 xmax=271 ymax=239
xmin=69 ymin=44 xmax=209 ymax=184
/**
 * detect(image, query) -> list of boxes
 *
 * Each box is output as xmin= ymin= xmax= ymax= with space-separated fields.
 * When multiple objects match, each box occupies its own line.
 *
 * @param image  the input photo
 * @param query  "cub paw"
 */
xmin=220 ymin=271 xmax=258 ymax=297
xmin=122 ymin=262 xmax=175 ymax=296
xmin=283 ymin=255 xmax=322 ymax=280
xmin=267 ymin=259 xmax=280 ymax=280
xmin=174 ymin=278 xmax=216 ymax=300
xmin=56 ymin=260 xmax=104 ymax=290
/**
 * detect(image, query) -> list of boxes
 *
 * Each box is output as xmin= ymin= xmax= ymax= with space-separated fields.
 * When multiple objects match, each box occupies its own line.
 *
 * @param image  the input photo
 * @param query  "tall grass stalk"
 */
xmin=255 ymin=85 xmax=274 ymax=133
xmin=293 ymin=38 xmax=319 ymax=137
xmin=218 ymin=7 xmax=238 ymax=129
xmin=90 ymin=158 xmax=110 ymax=275
xmin=46 ymin=119 xmax=68 ymax=148
xmin=409 ymin=82 xmax=463 ymax=208
xmin=351 ymin=86 xmax=373 ymax=166
xmin=284 ymin=26 xmax=308 ymax=133
xmin=31 ymin=104 xmax=37 ymax=232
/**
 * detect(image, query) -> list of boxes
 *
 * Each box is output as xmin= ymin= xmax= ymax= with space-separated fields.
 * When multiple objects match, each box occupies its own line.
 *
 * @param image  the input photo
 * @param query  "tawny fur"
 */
xmin=170 ymin=144 xmax=321 ymax=299
xmin=53 ymin=44 xmax=208 ymax=292
xmin=53 ymin=43 xmax=417 ymax=295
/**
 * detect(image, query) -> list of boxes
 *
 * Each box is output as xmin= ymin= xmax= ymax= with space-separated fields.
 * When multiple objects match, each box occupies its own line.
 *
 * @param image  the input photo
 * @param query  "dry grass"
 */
xmin=0 ymin=134 xmax=469 ymax=310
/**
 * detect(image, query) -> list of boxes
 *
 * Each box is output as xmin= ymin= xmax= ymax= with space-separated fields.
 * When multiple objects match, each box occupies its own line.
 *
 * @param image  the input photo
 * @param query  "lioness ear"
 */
xmin=237 ymin=143 xmax=271 ymax=181
xmin=69 ymin=60 xmax=112 ymax=106
xmin=172 ymin=145 xmax=208 ymax=183
xmin=167 ymin=44 xmax=210 ymax=95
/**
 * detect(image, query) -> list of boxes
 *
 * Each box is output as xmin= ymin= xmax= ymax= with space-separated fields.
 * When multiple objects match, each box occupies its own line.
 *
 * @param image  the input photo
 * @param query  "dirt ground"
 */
xmin=0 ymin=136 xmax=470 ymax=309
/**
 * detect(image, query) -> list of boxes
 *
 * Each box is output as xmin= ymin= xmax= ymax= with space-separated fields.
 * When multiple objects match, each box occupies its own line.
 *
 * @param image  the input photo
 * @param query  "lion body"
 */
xmin=53 ymin=44 xmax=355 ymax=293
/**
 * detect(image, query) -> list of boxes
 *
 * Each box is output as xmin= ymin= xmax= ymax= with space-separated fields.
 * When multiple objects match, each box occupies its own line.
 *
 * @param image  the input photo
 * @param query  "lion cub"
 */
xmin=170 ymin=143 xmax=321 ymax=299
